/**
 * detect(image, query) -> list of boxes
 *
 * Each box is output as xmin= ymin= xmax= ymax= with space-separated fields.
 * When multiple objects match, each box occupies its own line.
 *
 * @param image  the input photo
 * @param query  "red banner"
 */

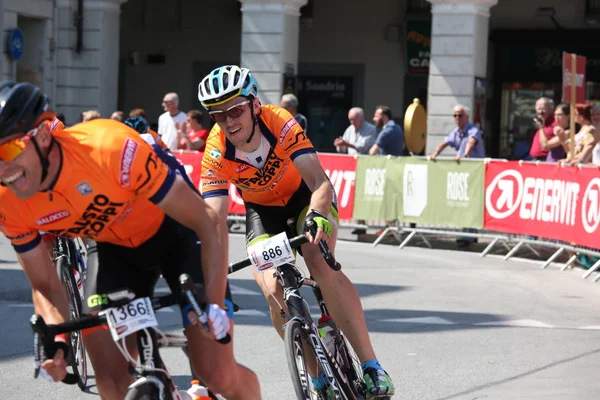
xmin=172 ymin=151 xmax=357 ymax=220
xmin=484 ymin=161 xmax=600 ymax=248
xmin=319 ymin=154 xmax=357 ymax=221
xmin=172 ymin=150 xmax=201 ymax=191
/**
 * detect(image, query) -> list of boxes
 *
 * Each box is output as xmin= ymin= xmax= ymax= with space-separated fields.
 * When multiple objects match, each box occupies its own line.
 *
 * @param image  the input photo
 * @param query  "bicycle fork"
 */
xmin=135 ymin=328 xmax=179 ymax=400
xmin=279 ymin=266 xmax=344 ymax=399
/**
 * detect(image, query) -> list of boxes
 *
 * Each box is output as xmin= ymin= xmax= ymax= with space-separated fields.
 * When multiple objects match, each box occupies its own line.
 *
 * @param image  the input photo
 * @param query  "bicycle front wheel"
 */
xmin=285 ymin=319 xmax=359 ymax=400
xmin=57 ymin=255 xmax=88 ymax=390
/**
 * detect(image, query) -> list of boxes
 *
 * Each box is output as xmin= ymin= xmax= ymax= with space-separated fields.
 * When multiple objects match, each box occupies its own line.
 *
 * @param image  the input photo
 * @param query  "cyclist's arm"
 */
xmin=156 ymin=176 xmax=228 ymax=306
xmin=18 ymin=242 xmax=69 ymax=325
xmin=293 ymin=153 xmax=333 ymax=217
xmin=204 ymin=195 xmax=229 ymax=222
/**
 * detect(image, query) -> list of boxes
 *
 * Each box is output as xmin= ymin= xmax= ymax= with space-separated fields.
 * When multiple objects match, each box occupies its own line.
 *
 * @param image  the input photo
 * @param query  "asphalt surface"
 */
xmin=0 ymin=232 xmax=599 ymax=399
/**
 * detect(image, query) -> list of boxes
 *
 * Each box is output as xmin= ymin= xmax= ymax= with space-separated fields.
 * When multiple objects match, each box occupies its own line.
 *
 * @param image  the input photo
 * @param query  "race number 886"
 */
xmin=262 ymin=245 xmax=283 ymax=261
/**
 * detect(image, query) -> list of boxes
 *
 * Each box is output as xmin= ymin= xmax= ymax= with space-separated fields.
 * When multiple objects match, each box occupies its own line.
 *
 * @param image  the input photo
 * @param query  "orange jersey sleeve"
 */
xmin=0 ymin=198 xmax=40 ymax=252
xmin=200 ymin=127 xmax=231 ymax=198
xmin=263 ymin=105 xmax=316 ymax=160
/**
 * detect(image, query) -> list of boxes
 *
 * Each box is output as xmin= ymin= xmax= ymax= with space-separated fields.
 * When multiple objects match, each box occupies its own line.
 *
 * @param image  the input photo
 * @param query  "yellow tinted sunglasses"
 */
xmin=0 ymin=122 xmax=45 ymax=162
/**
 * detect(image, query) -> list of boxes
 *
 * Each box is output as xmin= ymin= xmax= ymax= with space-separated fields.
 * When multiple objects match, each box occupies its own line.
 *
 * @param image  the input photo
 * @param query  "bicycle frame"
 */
xmin=276 ymin=263 xmax=352 ymax=399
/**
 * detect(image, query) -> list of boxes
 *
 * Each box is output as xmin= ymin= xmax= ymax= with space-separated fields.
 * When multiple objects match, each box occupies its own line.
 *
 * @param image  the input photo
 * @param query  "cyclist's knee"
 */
xmin=198 ymin=362 xmax=240 ymax=395
xmin=85 ymin=330 xmax=133 ymax=393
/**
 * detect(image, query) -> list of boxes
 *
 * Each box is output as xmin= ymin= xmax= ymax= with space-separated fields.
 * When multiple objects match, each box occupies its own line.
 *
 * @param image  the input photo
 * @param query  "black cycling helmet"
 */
xmin=0 ymin=81 xmax=53 ymax=140
xmin=124 ymin=115 xmax=149 ymax=134
xmin=0 ymin=81 xmax=55 ymax=186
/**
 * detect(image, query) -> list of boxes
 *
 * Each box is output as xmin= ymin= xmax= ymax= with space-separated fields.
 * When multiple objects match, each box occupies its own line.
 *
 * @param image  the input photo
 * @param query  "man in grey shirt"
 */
xmin=334 ymin=107 xmax=377 ymax=235
xmin=334 ymin=107 xmax=377 ymax=155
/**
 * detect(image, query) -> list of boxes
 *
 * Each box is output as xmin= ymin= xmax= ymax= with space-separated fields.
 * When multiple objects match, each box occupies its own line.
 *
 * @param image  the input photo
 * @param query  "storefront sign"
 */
xmin=406 ymin=21 xmax=431 ymax=75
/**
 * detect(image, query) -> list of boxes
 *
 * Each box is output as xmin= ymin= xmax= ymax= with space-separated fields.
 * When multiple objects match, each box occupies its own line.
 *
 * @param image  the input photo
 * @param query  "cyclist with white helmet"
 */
xmin=198 ymin=65 xmax=395 ymax=399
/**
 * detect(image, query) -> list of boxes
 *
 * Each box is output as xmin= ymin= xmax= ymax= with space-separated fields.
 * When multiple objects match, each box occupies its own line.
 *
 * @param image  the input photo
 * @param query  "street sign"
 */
xmin=562 ymin=52 xmax=586 ymax=103
xmin=7 ymin=28 xmax=23 ymax=61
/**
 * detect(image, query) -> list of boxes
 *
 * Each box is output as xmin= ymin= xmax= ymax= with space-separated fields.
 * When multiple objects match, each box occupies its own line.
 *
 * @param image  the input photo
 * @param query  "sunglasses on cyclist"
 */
xmin=0 ymin=122 xmax=44 ymax=162
xmin=209 ymin=100 xmax=250 ymax=123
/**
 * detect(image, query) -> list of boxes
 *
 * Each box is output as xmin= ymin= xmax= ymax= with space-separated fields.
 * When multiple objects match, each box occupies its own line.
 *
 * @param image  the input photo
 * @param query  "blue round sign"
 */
xmin=7 ymin=28 xmax=24 ymax=61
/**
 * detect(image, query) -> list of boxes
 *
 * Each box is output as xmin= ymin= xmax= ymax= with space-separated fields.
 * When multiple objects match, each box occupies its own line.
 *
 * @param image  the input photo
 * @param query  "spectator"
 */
xmin=81 ymin=110 xmax=100 ymax=122
xmin=280 ymin=94 xmax=308 ymax=132
xmin=158 ymin=92 xmax=187 ymax=151
xmin=591 ymin=104 xmax=600 ymax=165
xmin=538 ymin=102 xmax=569 ymax=162
xmin=429 ymin=104 xmax=485 ymax=248
xmin=529 ymin=97 xmax=556 ymax=161
xmin=178 ymin=109 xmax=210 ymax=152
xmin=110 ymin=111 xmax=125 ymax=122
xmin=559 ymin=103 xmax=596 ymax=164
xmin=334 ymin=107 xmax=377 ymax=156
xmin=429 ymin=104 xmax=484 ymax=161
xmin=368 ymin=105 xmax=404 ymax=156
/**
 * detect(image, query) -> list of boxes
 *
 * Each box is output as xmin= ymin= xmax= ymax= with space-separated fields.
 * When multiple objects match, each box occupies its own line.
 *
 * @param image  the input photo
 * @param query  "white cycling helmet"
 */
xmin=197 ymin=65 xmax=259 ymax=109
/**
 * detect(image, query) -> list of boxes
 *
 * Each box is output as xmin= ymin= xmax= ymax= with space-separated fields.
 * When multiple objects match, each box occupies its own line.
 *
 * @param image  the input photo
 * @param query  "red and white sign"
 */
xmin=562 ymin=52 xmax=587 ymax=103
xmin=120 ymin=138 xmax=138 ymax=187
xmin=319 ymin=154 xmax=357 ymax=221
xmin=484 ymin=161 xmax=600 ymax=248
xmin=172 ymin=151 xmax=357 ymax=220
xmin=172 ymin=150 xmax=202 ymax=192
xmin=37 ymin=210 xmax=70 ymax=226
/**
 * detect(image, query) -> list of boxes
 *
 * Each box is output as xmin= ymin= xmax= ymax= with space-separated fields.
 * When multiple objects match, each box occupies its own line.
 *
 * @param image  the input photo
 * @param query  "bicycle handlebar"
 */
xmin=30 ymin=274 xmax=229 ymax=385
xmin=228 ymin=220 xmax=342 ymax=274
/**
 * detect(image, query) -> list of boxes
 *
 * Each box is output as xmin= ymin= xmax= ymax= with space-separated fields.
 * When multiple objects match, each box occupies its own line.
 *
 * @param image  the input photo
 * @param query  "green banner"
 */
xmin=352 ymin=156 xmax=403 ymax=221
xmin=400 ymin=158 xmax=485 ymax=228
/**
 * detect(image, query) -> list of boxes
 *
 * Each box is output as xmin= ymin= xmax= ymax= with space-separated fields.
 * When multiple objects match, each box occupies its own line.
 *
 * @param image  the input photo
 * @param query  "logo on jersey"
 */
xmin=280 ymin=118 xmax=297 ymax=146
xmin=210 ymin=149 xmax=222 ymax=159
xmin=204 ymin=169 xmax=216 ymax=177
xmin=236 ymin=164 xmax=250 ymax=173
xmin=76 ymin=181 xmax=93 ymax=196
xmin=120 ymin=139 xmax=139 ymax=187
xmin=36 ymin=210 xmax=70 ymax=226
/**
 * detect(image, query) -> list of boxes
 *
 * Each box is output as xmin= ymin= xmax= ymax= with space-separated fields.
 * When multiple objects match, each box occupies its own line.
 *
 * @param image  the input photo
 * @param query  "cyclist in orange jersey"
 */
xmin=0 ymin=81 xmax=260 ymax=400
xmin=198 ymin=65 xmax=395 ymax=399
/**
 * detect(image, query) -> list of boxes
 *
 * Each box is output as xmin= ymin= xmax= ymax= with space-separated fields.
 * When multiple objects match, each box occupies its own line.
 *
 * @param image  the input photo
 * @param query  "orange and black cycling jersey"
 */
xmin=200 ymin=105 xmax=315 ymax=206
xmin=0 ymin=119 xmax=176 ymax=253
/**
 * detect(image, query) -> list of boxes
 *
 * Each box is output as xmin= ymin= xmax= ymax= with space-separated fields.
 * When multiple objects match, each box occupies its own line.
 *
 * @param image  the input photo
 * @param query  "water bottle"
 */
xmin=186 ymin=380 xmax=211 ymax=400
xmin=317 ymin=314 xmax=338 ymax=357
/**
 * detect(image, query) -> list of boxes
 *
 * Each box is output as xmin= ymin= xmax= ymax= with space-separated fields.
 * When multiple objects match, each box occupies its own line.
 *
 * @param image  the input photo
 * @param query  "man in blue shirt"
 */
xmin=369 ymin=105 xmax=405 ymax=156
xmin=429 ymin=104 xmax=485 ymax=160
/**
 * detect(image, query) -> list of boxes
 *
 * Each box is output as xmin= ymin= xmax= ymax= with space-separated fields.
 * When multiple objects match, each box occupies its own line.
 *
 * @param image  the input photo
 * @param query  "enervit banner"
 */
xmin=173 ymin=151 xmax=357 ymax=219
xmin=484 ymin=161 xmax=600 ymax=248
xmin=353 ymin=156 xmax=402 ymax=221
xmin=401 ymin=158 xmax=485 ymax=228
xmin=319 ymin=154 xmax=357 ymax=221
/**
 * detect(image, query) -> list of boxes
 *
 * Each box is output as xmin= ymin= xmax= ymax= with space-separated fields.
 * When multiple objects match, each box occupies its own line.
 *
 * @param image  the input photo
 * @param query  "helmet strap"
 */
xmin=245 ymin=98 xmax=260 ymax=144
xmin=31 ymin=136 xmax=52 ymax=184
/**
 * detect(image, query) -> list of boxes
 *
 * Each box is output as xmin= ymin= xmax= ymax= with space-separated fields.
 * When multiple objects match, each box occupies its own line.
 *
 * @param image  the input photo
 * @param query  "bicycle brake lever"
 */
xmin=179 ymin=274 xmax=210 ymax=332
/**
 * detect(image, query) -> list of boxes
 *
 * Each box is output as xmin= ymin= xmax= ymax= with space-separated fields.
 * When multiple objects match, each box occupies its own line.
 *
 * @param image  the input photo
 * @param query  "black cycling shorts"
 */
xmin=244 ymin=181 xmax=338 ymax=247
xmin=83 ymin=215 xmax=233 ymax=323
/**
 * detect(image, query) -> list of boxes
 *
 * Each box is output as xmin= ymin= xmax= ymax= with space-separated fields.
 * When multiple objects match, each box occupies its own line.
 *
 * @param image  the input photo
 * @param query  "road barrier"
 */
xmin=172 ymin=150 xmax=600 ymax=283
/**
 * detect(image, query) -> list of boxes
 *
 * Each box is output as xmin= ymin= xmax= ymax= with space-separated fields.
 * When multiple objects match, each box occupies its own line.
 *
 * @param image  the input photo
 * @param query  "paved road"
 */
xmin=0 ymin=233 xmax=599 ymax=399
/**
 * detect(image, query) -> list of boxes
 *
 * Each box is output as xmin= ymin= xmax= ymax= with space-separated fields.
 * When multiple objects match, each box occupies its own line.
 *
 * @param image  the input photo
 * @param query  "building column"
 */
xmin=55 ymin=0 xmax=127 ymax=125
xmin=425 ymin=0 xmax=498 ymax=154
xmin=238 ymin=0 xmax=307 ymax=106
